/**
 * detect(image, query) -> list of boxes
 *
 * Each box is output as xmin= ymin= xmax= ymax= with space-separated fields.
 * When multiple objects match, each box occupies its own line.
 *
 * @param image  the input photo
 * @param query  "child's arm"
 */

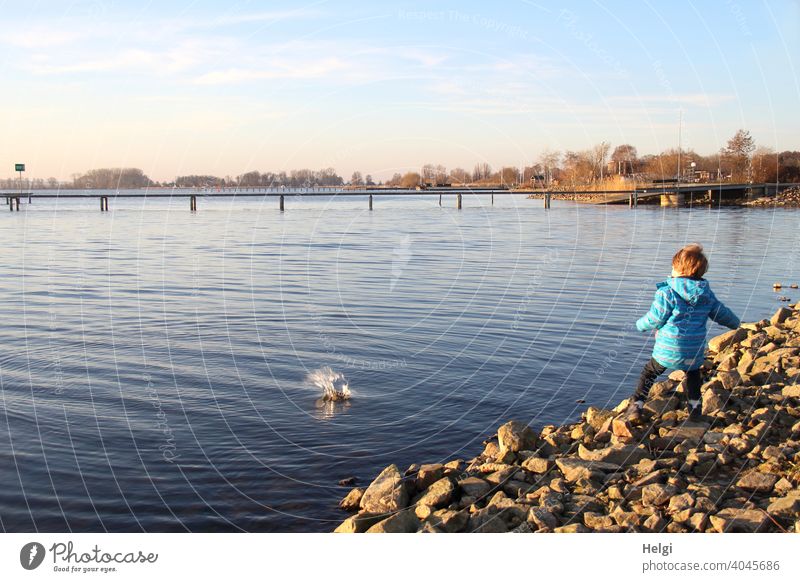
xmin=708 ymin=292 xmax=740 ymax=329
xmin=636 ymin=288 xmax=674 ymax=332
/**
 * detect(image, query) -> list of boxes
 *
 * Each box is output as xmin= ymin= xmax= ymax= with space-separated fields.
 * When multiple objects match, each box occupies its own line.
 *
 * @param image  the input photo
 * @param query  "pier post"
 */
xmin=629 ymin=192 xmax=638 ymax=208
xmin=279 ymin=195 xmax=284 ymax=211
xmin=190 ymin=195 xmax=197 ymax=211
xmin=438 ymin=194 xmax=441 ymax=207
xmin=369 ymin=194 xmax=373 ymax=211
xmin=100 ymin=196 xmax=109 ymax=211
xmin=491 ymin=193 xmax=494 ymax=205
xmin=544 ymin=193 xmax=551 ymax=209
xmin=457 ymin=193 xmax=462 ymax=209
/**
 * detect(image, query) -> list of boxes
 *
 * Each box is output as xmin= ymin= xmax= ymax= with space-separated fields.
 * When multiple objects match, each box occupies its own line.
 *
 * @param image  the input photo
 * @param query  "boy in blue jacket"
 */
xmin=626 ymin=244 xmax=740 ymax=423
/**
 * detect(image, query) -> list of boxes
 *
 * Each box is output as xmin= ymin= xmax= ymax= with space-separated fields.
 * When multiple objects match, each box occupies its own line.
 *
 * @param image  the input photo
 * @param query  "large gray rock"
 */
xmin=555 ymin=458 xmax=619 ymax=482
xmin=782 ymin=385 xmax=800 ymax=398
xmin=767 ymin=492 xmax=800 ymax=519
xmin=577 ymin=443 xmax=649 ymax=466
xmin=708 ymin=328 xmax=747 ymax=353
xmin=736 ymin=471 xmax=779 ymax=493
xmin=497 ymin=420 xmax=537 ymax=453
xmin=360 ymin=464 xmax=408 ymax=514
xmin=366 ymin=509 xmax=420 ymax=533
xmin=710 ymin=508 xmax=769 ymax=532
xmin=429 ymin=509 xmax=468 ymax=532
xmin=415 ymin=478 xmax=454 ymax=508
xmin=642 ymin=483 xmax=677 ymax=507
xmin=334 ymin=512 xmax=387 ymax=533
xmin=702 ymin=385 xmax=729 ymax=415
xmin=771 ymin=307 xmax=793 ymax=325
xmin=457 ymin=476 xmax=492 ymax=499
xmin=338 ymin=487 xmax=364 ymax=511
xmin=414 ymin=463 xmax=444 ymax=490
xmin=521 ymin=456 xmax=553 ymax=474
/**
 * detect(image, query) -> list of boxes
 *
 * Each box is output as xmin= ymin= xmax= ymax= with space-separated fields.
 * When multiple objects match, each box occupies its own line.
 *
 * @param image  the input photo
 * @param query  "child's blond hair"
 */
xmin=672 ymin=243 xmax=708 ymax=278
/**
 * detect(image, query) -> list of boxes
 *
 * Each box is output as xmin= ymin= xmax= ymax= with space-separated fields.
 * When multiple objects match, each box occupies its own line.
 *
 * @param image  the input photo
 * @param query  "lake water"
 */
xmin=0 ymin=192 xmax=797 ymax=532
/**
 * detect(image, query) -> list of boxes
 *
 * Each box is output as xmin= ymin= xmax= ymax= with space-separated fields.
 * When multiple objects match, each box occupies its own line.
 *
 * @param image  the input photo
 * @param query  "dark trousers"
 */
xmin=634 ymin=357 xmax=701 ymax=403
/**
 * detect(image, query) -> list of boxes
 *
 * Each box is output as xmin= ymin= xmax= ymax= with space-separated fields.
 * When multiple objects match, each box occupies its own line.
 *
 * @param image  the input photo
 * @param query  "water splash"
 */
xmin=307 ymin=366 xmax=351 ymax=402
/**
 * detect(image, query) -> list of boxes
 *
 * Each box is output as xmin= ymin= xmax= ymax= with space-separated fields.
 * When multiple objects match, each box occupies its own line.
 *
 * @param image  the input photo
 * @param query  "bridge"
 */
xmin=2 ymin=182 xmax=796 ymax=212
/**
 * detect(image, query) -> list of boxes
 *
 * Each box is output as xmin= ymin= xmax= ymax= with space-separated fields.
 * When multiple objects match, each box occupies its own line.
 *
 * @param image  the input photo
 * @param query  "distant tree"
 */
xmin=592 ymin=142 xmax=611 ymax=181
xmin=751 ymin=147 xmax=778 ymax=183
xmin=47 ymin=177 xmax=58 ymax=189
xmin=350 ymin=171 xmax=364 ymax=185
xmin=722 ymin=129 xmax=756 ymax=181
xmin=499 ymin=166 xmax=520 ymax=186
xmin=472 ymin=162 xmax=492 ymax=182
xmin=365 ymin=174 xmax=375 ymax=186
xmin=778 ymin=151 xmax=800 ymax=183
xmin=386 ymin=172 xmax=403 ymax=186
xmin=537 ymin=149 xmax=561 ymax=185
xmin=449 ymin=167 xmax=470 ymax=184
xmin=611 ymin=144 xmax=638 ymax=174
xmin=399 ymin=172 xmax=421 ymax=188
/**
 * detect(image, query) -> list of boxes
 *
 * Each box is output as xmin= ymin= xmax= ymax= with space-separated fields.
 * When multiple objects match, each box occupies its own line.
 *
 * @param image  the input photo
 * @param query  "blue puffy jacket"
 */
xmin=636 ymin=277 xmax=740 ymax=370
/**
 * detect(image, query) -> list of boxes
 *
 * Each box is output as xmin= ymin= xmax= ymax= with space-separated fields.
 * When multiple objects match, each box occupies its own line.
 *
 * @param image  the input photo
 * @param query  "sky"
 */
xmin=0 ymin=0 xmax=798 ymax=182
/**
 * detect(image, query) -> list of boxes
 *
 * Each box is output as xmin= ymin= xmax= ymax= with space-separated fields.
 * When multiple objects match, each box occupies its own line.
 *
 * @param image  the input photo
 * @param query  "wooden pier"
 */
xmin=1 ymin=183 xmax=796 ymax=213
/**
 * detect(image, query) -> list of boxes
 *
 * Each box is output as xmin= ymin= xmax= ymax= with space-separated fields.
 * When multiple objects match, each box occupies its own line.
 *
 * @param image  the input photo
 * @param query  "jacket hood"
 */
xmin=658 ymin=277 xmax=710 ymax=305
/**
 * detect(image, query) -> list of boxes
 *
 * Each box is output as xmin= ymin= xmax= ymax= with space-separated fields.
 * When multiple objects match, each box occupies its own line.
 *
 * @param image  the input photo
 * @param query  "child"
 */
xmin=625 ymin=243 xmax=740 ymax=423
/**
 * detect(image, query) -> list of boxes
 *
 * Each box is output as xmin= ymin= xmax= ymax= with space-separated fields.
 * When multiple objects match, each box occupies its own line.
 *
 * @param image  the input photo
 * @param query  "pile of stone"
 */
xmin=335 ymin=305 xmax=800 ymax=533
xmin=744 ymin=187 xmax=800 ymax=208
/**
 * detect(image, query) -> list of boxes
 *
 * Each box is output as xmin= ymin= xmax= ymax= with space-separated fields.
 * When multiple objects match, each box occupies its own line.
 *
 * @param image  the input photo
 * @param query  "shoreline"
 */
xmin=335 ymin=305 xmax=800 ymax=533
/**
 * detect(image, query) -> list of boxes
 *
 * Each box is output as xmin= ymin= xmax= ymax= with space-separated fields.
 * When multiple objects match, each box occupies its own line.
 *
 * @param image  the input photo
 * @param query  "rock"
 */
xmin=642 ymin=483 xmax=677 ymax=507
xmin=708 ymin=328 xmax=747 ymax=353
xmin=366 ymin=509 xmax=420 ymax=533
xmin=415 ymin=504 xmax=434 ymax=520
xmin=611 ymin=418 xmax=635 ymax=439
xmin=553 ymin=523 xmax=589 ymax=533
xmin=468 ymin=508 xmax=508 ymax=533
xmin=497 ymin=420 xmax=537 ymax=453
xmin=359 ymin=464 xmax=409 ymax=514
xmin=555 ymin=458 xmax=619 ymax=482
xmin=702 ymin=386 xmax=728 ymax=416
xmin=716 ymin=370 xmax=742 ymax=391
xmin=415 ymin=463 xmax=444 ymax=490
xmin=775 ymin=478 xmax=794 ymax=495
xmin=688 ymin=512 xmax=708 ymax=532
xmin=736 ymin=471 xmax=779 ymax=493
xmin=668 ymin=370 xmax=686 ymax=382
xmin=339 ymin=487 xmax=364 ymax=511
xmin=457 ymin=476 xmax=492 ymax=499
xmin=783 ymin=385 xmax=800 ymax=398
xmin=521 ymin=456 xmax=553 ymax=474
xmin=415 ymin=478 xmax=454 ymax=508
xmin=771 ymin=307 xmax=793 ymax=325
xmin=583 ymin=512 xmax=615 ymax=530
xmin=668 ymin=493 xmax=695 ymax=513
xmin=429 ymin=509 xmax=468 ymax=532
xmin=643 ymin=513 xmax=667 ymax=532
xmin=528 ymin=508 xmax=558 ymax=530
xmin=585 ymin=407 xmax=615 ymax=431
xmin=577 ymin=443 xmax=649 ymax=465
xmin=334 ymin=512 xmax=386 ymax=533
xmin=643 ymin=396 xmax=678 ymax=416
xmin=710 ymin=508 xmax=769 ymax=532
xmin=767 ymin=493 xmax=800 ymax=519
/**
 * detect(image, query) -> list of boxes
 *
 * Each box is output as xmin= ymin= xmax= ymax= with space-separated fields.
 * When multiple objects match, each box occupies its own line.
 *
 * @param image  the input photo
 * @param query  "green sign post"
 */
xmin=15 ymin=163 xmax=26 ymax=203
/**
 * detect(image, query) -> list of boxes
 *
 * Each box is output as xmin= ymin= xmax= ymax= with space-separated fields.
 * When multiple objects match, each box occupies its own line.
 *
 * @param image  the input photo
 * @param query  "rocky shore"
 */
xmin=744 ymin=186 xmax=800 ymax=208
xmin=335 ymin=305 xmax=800 ymax=533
